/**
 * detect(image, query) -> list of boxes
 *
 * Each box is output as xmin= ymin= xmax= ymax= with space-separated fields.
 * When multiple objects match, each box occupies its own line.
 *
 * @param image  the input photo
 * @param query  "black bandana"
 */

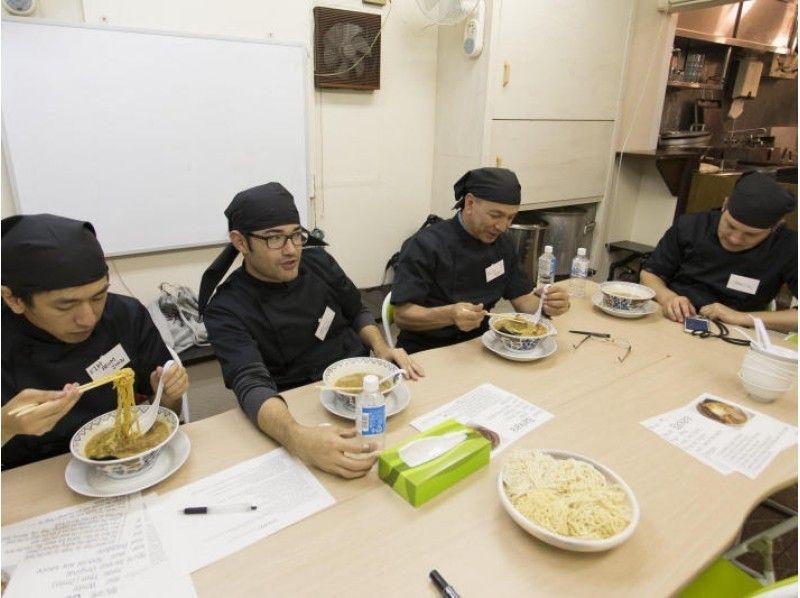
xmin=199 ymin=183 xmax=324 ymax=311
xmin=1 ymin=214 xmax=108 ymax=293
xmin=453 ymin=167 xmax=521 ymax=209
xmin=727 ymin=171 xmax=796 ymax=229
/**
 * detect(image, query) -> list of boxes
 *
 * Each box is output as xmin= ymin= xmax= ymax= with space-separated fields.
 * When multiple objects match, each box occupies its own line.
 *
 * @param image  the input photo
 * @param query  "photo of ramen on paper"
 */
xmin=696 ymin=398 xmax=751 ymax=426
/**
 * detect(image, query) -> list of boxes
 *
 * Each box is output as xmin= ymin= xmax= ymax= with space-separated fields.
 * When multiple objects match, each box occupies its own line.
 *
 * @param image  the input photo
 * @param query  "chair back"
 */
xmin=381 ymin=292 xmax=396 ymax=348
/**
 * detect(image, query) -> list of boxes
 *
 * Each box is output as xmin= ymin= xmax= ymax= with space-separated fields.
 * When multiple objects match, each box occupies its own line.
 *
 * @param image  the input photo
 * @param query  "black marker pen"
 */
xmin=429 ymin=569 xmax=460 ymax=598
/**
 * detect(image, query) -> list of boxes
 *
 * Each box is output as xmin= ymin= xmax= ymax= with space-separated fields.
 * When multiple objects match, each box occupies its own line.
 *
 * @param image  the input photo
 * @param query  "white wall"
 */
xmin=1 ymin=0 xmax=438 ymax=301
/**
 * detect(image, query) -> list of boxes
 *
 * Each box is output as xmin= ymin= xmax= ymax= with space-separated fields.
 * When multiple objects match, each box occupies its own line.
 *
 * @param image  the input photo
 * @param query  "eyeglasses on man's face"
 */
xmin=247 ymin=229 xmax=309 ymax=250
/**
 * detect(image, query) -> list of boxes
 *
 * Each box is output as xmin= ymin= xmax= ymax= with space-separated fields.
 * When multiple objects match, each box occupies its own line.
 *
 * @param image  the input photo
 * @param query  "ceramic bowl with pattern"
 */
xmin=599 ymin=282 xmax=656 ymax=312
xmin=70 ymin=406 xmax=179 ymax=479
xmin=322 ymin=357 xmax=402 ymax=407
xmin=489 ymin=314 xmax=557 ymax=352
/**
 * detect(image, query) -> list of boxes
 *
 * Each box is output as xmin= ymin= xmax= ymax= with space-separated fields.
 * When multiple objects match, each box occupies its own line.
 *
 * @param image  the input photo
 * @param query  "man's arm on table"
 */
xmin=699 ymin=302 xmax=798 ymax=334
xmin=394 ymin=301 xmax=485 ymax=333
xmin=640 ymin=270 xmax=697 ymax=323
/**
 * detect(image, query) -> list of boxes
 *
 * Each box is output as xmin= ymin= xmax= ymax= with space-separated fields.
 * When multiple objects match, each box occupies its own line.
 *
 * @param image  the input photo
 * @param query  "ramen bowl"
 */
xmin=70 ymin=406 xmax=179 ymax=479
xmin=498 ymin=449 xmax=639 ymax=552
xmin=489 ymin=314 xmax=556 ymax=352
xmin=599 ymin=282 xmax=656 ymax=312
xmin=322 ymin=357 xmax=402 ymax=407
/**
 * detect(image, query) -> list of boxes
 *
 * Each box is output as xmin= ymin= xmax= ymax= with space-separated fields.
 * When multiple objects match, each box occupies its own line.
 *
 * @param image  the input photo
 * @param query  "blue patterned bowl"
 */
xmin=599 ymin=282 xmax=656 ymax=312
xmin=70 ymin=405 xmax=179 ymax=479
xmin=489 ymin=314 xmax=557 ymax=352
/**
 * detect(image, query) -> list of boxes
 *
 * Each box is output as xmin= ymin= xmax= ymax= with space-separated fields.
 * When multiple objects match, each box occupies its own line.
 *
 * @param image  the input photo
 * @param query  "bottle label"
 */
xmin=359 ymin=404 xmax=386 ymax=436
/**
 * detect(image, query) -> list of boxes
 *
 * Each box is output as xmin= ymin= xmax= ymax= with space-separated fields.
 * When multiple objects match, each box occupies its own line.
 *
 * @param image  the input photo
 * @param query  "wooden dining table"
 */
xmin=3 ymin=282 xmax=797 ymax=597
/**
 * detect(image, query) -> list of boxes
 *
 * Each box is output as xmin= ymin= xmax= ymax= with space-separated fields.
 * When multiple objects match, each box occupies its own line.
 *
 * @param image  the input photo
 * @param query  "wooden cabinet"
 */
xmin=430 ymin=0 xmax=633 ymax=214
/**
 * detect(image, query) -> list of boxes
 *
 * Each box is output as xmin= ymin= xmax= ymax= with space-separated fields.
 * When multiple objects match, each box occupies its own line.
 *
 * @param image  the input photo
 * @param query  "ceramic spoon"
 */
xmin=138 ymin=360 xmax=175 ymax=434
xmin=531 ymin=283 xmax=551 ymax=325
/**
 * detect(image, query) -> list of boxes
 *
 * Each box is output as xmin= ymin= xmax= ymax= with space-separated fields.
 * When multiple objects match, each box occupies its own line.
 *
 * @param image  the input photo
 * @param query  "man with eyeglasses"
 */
xmin=391 ymin=167 xmax=571 ymax=353
xmin=199 ymin=182 xmax=423 ymax=479
xmin=641 ymin=171 xmax=797 ymax=332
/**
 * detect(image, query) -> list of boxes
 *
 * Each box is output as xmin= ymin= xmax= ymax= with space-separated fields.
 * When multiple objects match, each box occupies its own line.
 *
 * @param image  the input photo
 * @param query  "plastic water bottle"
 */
xmin=536 ymin=245 xmax=556 ymax=287
xmin=569 ymin=247 xmax=590 ymax=298
xmin=355 ymin=374 xmax=385 ymax=452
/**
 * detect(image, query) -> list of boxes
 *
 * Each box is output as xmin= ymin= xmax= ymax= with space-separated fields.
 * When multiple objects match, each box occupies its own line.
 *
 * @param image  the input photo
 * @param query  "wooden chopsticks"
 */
xmin=7 ymin=372 xmax=122 ymax=417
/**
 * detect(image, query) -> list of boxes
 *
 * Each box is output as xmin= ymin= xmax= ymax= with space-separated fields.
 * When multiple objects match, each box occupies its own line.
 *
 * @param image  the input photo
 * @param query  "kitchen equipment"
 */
xmin=508 ymin=215 xmax=548 ymax=284
xmin=695 ymin=99 xmax=724 ymax=145
xmin=536 ymin=208 xmax=596 ymax=278
xmin=658 ymin=127 xmax=712 ymax=148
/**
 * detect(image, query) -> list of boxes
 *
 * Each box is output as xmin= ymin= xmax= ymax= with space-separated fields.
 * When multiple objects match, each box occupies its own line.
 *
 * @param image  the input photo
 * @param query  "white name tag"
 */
xmin=86 ymin=344 xmax=131 ymax=380
xmin=315 ymin=306 xmax=336 ymax=341
xmin=485 ymin=259 xmax=505 ymax=283
xmin=727 ymin=274 xmax=760 ymax=295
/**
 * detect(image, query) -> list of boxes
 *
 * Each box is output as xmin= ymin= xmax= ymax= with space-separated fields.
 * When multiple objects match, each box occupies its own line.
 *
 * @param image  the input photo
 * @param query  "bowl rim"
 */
xmin=598 ymin=281 xmax=656 ymax=301
xmin=70 ymin=405 xmax=179 ymax=466
xmin=489 ymin=314 xmax=557 ymax=341
xmin=497 ymin=448 xmax=640 ymax=552
xmin=321 ymin=356 xmax=402 ymax=397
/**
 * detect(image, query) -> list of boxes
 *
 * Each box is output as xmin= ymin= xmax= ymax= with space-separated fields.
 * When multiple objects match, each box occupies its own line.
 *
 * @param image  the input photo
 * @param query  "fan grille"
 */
xmin=313 ymin=7 xmax=381 ymax=91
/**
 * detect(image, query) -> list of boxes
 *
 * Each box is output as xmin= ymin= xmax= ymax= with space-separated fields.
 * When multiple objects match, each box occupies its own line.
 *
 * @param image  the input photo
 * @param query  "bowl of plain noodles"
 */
xmin=489 ymin=313 xmax=556 ymax=352
xmin=70 ymin=368 xmax=179 ymax=479
xmin=322 ymin=356 xmax=402 ymax=407
xmin=598 ymin=281 xmax=655 ymax=312
xmin=498 ymin=448 xmax=640 ymax=552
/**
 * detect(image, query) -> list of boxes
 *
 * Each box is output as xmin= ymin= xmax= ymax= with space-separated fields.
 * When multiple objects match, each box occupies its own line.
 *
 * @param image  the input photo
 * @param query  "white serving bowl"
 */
xmin=598 ymin=281 xmax=656 ymax=312
xmin=322 ymin=357 xmax=401 ymax=407
xmin=740 ymin=365 xmax=794 ymax=388
xmin=738 ymin=371 xmax=791 ymax=403
xmin=742 ymin=352 xmax=797 ymax=376
xmin=489 ymin=314 xmax=557 ymax=352
xmin=70 ymin=406 xmax=179 ymax=479
xmin=497 ymin=449 xmax=640 ymax=552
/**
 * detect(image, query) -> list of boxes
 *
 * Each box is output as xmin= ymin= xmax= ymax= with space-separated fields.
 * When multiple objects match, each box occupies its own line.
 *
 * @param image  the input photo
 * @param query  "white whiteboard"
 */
xmin=2 ymin=18 xmax=309 ymax=255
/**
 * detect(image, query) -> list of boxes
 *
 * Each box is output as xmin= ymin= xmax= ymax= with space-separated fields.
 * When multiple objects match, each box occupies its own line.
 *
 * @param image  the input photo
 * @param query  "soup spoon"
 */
xmin=530 ymin=283 xmax=551 ymax=325
xmin=138 ymin=360 xmax=175 ymax=434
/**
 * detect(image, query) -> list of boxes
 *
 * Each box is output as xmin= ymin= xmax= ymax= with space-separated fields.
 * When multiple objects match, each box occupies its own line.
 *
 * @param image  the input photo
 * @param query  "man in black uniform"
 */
xmin=641 ymin=172 xmax=797 ymax=332
xmin=1 ymin=214 xmax=188 ymax=469
xmin=390 ymin=167 xmax=571 ymax=353
xmin=199 ymin=183 xmax=423 ymax=479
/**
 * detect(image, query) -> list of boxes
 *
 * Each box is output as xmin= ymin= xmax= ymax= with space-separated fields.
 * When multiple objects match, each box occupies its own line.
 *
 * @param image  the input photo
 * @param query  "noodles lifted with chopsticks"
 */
xmin=502 ymin=449 xmax=631 ymax=540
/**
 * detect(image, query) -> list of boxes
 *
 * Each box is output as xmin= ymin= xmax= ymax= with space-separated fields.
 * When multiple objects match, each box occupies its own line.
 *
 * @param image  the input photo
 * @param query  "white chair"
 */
xmin=381 ymin=291 xmax=396 ymax=348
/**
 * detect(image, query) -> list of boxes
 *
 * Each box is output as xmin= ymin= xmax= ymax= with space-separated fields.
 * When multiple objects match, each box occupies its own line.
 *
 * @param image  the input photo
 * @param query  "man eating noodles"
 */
xmin=1 ymin=214 xmax=188 ymax=469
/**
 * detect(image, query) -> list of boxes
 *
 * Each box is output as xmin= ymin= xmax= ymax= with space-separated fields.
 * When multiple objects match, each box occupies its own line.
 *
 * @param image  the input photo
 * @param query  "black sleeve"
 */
xmin=641 ymin=223 xmax=682 ymax=282
xmin=204 ymin=301 xmax=280 ymax=424
xmin=502 ymin=239 xmax=535 ymax=300
xmin=304 ymin=248 xmax=375 ymax=331
xmin=390 ymin=234 xmax=437 ymax=305
xmin=784 ymin=235 xmax=798 ymax=299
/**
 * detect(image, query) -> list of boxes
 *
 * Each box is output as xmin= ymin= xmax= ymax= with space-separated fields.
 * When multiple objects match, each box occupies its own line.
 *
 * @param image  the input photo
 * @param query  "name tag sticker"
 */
xmin=315 ymin=306 xmax=336 ymax=341
xmin=485 ymin=259 xmax=505 ymax=283
xmin=727 ymin=274 xmax=760 ymax=295
xmin=86 ymin=344 xmax=131 ymax=380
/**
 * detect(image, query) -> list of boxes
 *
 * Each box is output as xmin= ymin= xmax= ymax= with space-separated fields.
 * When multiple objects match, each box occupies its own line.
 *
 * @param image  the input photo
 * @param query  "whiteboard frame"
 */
xmin=1 ymin=17 xmax=312 ymax=257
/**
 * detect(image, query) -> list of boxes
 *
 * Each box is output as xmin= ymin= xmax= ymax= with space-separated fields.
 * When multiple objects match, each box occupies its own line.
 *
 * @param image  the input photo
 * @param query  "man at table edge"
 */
xmin=390 ymin=167 xmax=570 ymax=354
xmin=640 ymin=171 xmax=797 ymax=333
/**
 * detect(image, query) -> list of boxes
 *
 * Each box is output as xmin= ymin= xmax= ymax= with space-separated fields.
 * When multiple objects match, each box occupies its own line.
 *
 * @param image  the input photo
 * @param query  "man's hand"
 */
xmin=2 ymin=384 xmax=81 ymax=445
xmin=451 ymin=302 xmax=485 ymax=332
xmin=149 ymin=362 xmax=189 ymax=409
xmin=661 ymin=294 xmax=697 ymax=323
xmin=699 ymin=303 xmax=750 ymax=327
xmin=292 ymin=424 xmax=378 ymax=479
xmin=375 ymin=347 xmax=425 ymax=381
xmin=540 ymin=286 xmax=570 ymax=317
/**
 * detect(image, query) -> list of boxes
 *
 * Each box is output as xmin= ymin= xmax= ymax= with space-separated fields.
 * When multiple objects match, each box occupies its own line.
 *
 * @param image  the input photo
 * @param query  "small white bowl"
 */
xmin=322 ymin=357 xmax=401 ymax=407
xmin=749 ymin=343 xmax=798 ymax=364
xmin=489 ymin=314 xmax=557 ymax=352
xmin=70 ymin=406 xmax=179 ymax=479
xmin=740 ymin=365 xmax=794 ymax=388
xmin=743 ymin=352 xmax=797 ymax=374
xmin=738 ymin=371 xmax=791 ymax=403
xmin=498 ymin=449 xmax=639 ymax=552
xmin=598 ymin=281 xmax=656 ymax=312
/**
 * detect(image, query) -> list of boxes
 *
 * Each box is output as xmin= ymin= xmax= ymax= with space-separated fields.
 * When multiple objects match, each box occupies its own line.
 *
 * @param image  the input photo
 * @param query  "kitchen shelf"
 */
xmin=666 ymin=80 xmax=724 ymax=91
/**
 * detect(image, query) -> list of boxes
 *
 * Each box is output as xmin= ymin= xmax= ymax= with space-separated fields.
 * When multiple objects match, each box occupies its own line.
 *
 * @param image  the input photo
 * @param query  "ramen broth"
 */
xmin=85 ymin=420 xmax=171 ymax=459
xmin=334 ymin=372 xmax=393 ymax=393
xmin=495 ymin=319 xmax=547 ymax=337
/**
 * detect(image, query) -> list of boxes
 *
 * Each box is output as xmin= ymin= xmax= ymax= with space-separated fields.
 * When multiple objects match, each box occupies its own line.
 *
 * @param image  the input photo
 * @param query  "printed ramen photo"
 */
xmin=696 ymin=398 xmax=750 ymax=426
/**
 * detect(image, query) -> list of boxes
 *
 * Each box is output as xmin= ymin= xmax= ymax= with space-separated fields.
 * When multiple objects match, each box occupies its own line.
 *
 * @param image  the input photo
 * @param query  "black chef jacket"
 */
xmin=203 ymin=247 xmax=375 ymax=424
xmin=643 ymin=211 xmax=798 ymax=311
xmin=1 ymin=293 xmax=170 ymax=469
xmin=391 ymin=215 xmax=533 ymax=353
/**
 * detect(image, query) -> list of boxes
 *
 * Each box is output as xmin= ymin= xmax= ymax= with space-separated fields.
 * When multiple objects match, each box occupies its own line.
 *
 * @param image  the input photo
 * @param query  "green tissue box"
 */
xmin=378 ymin=419 xmax=491 ymax=507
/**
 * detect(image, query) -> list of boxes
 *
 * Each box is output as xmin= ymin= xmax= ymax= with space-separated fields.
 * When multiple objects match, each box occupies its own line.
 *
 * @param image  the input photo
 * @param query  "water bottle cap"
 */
xmin=362 ymin=374 xmax=379 ymax=392
xmin=544 ymin=245 xmax=553 ymax=253
xmin=577 ymin=248 xmax=587 ymax=256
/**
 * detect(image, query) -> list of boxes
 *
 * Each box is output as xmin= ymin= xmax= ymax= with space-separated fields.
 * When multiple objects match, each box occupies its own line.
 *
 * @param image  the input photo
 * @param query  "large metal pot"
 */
xmin=536 ymin=207 xmax=596 ymax=278
xmin=508 ymin=216 xmax=548 ymax=285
